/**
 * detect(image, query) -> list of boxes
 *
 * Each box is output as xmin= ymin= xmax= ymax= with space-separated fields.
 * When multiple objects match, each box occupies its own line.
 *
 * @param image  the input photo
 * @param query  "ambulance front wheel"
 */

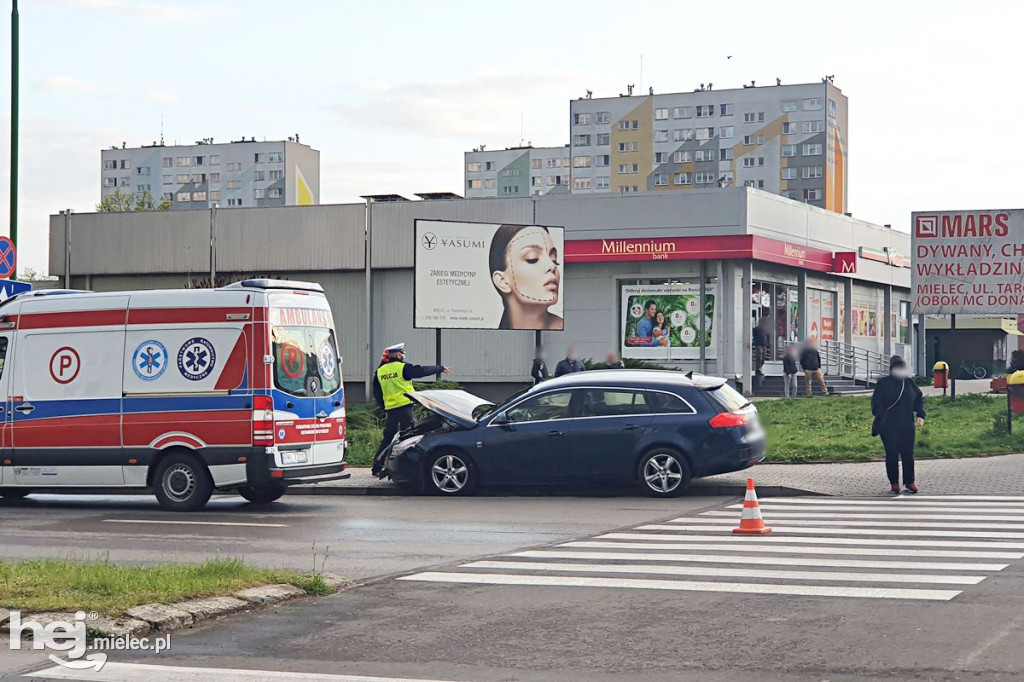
xmin=238 ymin=483 xmax=286 ymax=504
xmin=153 ymin=451 xmax=214 ymax=511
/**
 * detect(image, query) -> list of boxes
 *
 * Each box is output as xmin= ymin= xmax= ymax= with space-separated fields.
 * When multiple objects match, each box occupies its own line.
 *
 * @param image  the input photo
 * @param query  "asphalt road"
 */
xmin=7 ymin=493 xmax=1024 ymax=681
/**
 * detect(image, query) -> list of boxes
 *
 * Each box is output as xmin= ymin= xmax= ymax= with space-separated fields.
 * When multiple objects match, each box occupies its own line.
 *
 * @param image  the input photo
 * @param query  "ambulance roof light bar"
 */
xmin=223 ymin=279 xmax=324 ymax=293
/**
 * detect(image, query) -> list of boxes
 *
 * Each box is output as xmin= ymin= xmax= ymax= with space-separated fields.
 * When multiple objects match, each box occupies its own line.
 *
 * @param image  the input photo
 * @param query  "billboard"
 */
xmin=620 ymin=283 xmax=717 ymax=360
xmin=414 ymin=220 xmax=565 ymax=330
xmin=912 ymin=210 xmax=1024 ymax=314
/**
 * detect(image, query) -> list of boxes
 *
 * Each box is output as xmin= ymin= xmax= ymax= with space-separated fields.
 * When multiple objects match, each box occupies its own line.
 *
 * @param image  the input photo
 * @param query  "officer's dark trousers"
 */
xmin=374 ymin=404 xmax=415 ymax=468
xmin=880 ymin=427 xmax=915 ymax=485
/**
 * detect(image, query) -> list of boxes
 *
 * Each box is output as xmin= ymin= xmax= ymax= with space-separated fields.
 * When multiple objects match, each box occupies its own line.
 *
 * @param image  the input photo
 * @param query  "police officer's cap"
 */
xmin=385 ymin=343 xmax=406 ymax=356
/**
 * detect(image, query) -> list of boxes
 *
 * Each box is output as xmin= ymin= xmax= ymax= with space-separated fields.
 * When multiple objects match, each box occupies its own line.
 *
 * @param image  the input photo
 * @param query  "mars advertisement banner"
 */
xmin=620 ymin=283 xmax=717 ymax=360
xmin=912 ymin=209 xmax=1024 ymax=314
xmin=414 ymin=220 xmax=565 ymax=330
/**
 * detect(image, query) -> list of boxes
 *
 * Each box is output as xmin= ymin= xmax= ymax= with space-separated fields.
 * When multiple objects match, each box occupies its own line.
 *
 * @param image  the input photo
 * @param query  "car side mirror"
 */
xmin=491 ymin=411 xmax=510 ymax=425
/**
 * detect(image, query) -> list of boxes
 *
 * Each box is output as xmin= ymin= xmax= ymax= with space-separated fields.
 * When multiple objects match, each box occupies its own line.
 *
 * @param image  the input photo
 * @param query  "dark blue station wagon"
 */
xmin=383 ymin=370 xmax=765 ymax=496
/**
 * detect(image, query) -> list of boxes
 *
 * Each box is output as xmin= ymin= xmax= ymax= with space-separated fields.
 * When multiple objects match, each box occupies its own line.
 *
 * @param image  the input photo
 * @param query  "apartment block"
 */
xmin=464 ymin=145 xmax=572 ymax=198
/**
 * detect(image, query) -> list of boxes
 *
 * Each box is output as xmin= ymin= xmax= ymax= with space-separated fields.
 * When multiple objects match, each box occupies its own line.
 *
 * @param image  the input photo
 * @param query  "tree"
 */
xmin=18 ymin=267 xmax=58 ymax=282
xmin=96 ymin=189 xmax=172 ymax=212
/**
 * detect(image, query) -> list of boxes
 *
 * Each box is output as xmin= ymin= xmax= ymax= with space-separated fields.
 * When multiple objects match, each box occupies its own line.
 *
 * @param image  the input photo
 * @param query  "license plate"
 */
xmin=281 ymin=450 xmax=310 ymax=465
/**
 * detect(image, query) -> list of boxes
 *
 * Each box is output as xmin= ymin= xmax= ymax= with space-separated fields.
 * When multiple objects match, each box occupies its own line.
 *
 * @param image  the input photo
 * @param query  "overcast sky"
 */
xmin=0 ymin=0 xmax=1020 ymax=272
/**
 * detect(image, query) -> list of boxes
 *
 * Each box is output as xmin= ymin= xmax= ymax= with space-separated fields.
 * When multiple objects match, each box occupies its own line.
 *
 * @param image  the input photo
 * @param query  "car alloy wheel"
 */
xmin=643 ymin=452 xmax=684 ymax=494
xmin=431 ymin=454 xmax=469 ymax=494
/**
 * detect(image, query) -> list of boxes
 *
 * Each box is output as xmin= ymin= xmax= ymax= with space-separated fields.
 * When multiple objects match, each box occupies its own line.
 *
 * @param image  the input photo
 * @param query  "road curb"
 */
xmin=287 ymin=483 xmax=825 ymax=498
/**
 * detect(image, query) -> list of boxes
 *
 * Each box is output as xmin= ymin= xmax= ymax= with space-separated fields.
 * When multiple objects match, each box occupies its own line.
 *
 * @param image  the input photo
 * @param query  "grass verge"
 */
xmin=0 ymin=557 xmax=333 ymax=616
xmin=759 ymin=393 xmax=1024 ymax=462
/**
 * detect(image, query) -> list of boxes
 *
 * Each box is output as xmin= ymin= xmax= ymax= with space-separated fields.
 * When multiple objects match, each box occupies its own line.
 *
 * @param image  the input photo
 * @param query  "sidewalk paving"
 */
xmin=293 ymin=453 xmax=1024 ymax=498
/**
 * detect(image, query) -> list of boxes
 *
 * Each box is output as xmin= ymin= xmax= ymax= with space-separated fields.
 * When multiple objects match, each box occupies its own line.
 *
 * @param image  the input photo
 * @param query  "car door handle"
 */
xmin=548 ymin=430 xmax=562 ymax=437
xmin=622 ymin=424 xmax=640 ymax=431
xmin=14 ymin=404 xmax=34 ymax=414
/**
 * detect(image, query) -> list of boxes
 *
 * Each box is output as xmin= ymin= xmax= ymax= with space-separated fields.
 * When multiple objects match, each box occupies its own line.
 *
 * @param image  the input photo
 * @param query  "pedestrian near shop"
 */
xmin=871 ymin=355 xmax=925 ymax=495
xmin=752 ymin=318 xmax=770 ymax=376
xmin=530 ymin=345 xmax=549 ymax=385
xmin=799 ymin=337 xmax=829 ymax=396
xmin=371 ymin=343 xmax=450 ymax=476
xmin=554 ymin=346 xmax=585 ymax=376
xmin=602 ymin=350 xmax=625 ymax=370
xmin=782 ymin=344 xmax=799 ymax=399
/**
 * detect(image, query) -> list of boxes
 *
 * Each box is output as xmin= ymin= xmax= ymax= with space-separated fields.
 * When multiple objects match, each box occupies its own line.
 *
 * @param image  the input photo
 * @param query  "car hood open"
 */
xmin=406 ymin=390 xmax=493 ymax=429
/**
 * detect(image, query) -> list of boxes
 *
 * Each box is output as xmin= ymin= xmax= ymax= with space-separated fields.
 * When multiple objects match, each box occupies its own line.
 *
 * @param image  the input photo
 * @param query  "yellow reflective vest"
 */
xmin=376 ymin=361 xmax=414 ymax=410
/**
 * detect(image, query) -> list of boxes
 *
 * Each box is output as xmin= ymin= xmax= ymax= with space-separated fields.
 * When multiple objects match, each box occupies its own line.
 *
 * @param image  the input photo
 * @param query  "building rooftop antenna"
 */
xmin=160 ymin=114 xmax=164 ymax=146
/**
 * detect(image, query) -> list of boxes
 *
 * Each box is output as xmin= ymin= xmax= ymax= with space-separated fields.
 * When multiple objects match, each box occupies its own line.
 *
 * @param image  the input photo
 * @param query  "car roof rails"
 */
xmin=222 ymin=279 xmax=324 ymax=293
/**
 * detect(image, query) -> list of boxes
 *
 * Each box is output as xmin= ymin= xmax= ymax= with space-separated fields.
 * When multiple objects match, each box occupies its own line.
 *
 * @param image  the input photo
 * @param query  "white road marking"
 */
xmin=463 ymin=560 xmax=986 ymax=585
xmin=576 ymin=537 xmax=1023 ymax=559
xmin=740 ymin=503 xmax=1024 ymax=513
xmin=27 ymin=662 xmax=452 ymax=681
xmin=512 ymin=549 xmax=1006 ymax=572
xmin=102 ymin=519 xmax=287 ymax=528
xmin=654 ymin=522 xmax=1024 ymax=538
xmin=749 ymin=498 xmax=1024 ymax=508
xmin=596 ymin=532 xmax=1024 ymax=550
xmin=701 ymin=510 xmax=1024 ymax=522
xmin=398 ymin=571 xmax=962 ymax=601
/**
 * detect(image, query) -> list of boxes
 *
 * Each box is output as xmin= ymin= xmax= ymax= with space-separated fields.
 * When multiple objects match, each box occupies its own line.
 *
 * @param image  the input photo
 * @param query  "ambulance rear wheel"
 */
xmin=154 ymin=452 xmax=214 ymax=511
xmin=0 ymin=489 xmax=30 ymax=500
xmin=238 ymin=484 xmax=287 ymax=504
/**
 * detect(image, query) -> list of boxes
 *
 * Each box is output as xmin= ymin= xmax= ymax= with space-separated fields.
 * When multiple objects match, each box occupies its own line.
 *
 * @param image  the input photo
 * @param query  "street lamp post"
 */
xmin=10 ymin=0 xmax=19 ymax=264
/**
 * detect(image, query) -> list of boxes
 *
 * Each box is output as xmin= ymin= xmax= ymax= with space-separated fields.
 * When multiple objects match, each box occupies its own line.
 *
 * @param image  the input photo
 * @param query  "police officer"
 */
xmin=371 ymin=343 xmax=449 ymax=476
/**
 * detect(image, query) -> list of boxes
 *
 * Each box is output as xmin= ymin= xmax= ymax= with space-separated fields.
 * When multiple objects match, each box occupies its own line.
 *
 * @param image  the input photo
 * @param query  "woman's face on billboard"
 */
xmin=497 ymin=226 xmax=560 ymax=306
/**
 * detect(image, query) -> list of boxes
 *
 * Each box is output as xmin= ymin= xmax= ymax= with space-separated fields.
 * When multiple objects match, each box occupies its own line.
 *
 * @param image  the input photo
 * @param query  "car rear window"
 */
xmin=706 ymin=383 xmax=750 ymax=412
xmin=646 ymin=391 xmax=695 ymax=414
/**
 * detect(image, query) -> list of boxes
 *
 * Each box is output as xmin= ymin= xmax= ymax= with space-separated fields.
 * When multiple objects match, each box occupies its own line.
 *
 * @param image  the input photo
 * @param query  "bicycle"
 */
xmin=958 ymin=360 xmax=987 ymax=380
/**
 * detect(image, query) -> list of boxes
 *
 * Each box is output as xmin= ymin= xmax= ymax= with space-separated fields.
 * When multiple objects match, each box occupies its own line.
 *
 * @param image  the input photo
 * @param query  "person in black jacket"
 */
xmin=799 ymin=338 xmax=829 ymax=396
xmin=782 ymin=345 xmax=799 ymax=398
xmin=554 ymin=346 xmax=585 ymax=376
xmin=602 ymin=350 xmax=625 ymax=370
xmin=530 ymin=345 xmax=549 ymax=385
xmin=752 ymin=318 xmax=769 ymax=376
xmin=871 ymin=355 xmax=925 ymax=495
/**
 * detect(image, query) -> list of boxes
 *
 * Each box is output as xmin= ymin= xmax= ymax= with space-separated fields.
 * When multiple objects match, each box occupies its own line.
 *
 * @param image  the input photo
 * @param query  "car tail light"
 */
xmin=709 ymin=411 xmax=749 ymax=429
xmin=253 ymin=395 xmax=275 ymax=445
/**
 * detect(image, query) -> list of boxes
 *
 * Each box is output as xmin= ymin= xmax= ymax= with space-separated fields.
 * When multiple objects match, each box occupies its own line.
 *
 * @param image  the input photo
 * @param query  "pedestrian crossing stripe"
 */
xmin=397 ymin=495 xmax=1024 ymax=601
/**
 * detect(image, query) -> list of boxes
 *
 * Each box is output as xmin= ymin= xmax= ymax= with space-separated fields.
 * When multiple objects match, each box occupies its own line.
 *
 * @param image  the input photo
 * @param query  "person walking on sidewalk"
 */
xmin=782 ymin=345 xmax=799 ymax=399
xmin=799 ymin=338 xmax=829 ymax=396
xmin=871 ymin=355 xmax=925 ymax=495
xmin=530 ymin=345 xmax=549 ymax=385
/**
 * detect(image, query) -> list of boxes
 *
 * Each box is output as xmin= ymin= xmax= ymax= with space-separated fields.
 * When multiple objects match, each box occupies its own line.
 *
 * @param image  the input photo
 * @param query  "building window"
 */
xmin=176 ymin=156 xmax=190 ymax=166
xmin=135 ymin=166 xmax=150 ymax=175
xmin=501 ymin=168 xmax=520 ymax=177
xmin=254 ymin=189 xmax=266 ymax=199
xmin=617 ymin=164 xmax=629 ymax=174
xmin=720 ymin=103 xmax=733 ymax=116
xmin=743 ymin=135 xmax=755 ymax=144
xmin=226 ymin=162 xmax=241 ymax=172
xmin=803 ymin=97 xmax=823 ymax=111
xmin=804 ymin=188 xmax=822 ymax=201
xmin=743 ymin=157 xmax=756 ymax=168
xmin=695 ymin=127 xmax=713 ymax=140
xmin=484 ymin=178 xmax=495 ymax=189
xmin=758 ymin=156 xmax=765 ymax=166
xmin=695 ymin=149 xmax=716 ymax=162
xmin=722 ymin=170 xmax=734 ymax=183
xmin=673 ymin=150 xmax=692 ymax=163
xmin=782 ymin=144 xmax=796 ymax=157
xmin=617 ymin=141 xmax=638 ymax=152
xmin=162 ymin=193 xmax=173 ymax=202
xmin=720 ymin=126 xmax=734 ymax=139
xmin=782 ymin=121 xmax=797 ymax=134
xmin=654 ymin=129 xmax=669 ymax=142
xmin=782 ymin=167 xmax=797 ymax=180
xmin=574 ymin=112 xmax=592 ymax=125
xmin=174 ymin=174 xmax=188 ymax=184
xmin=254 ymin=153 xmax=266 ymax=163
xmin=467 ymin=162 xmax=481 ymax=172
xmin=192 ymin=191 xmax=207 ymax=201
xmin=695 ymin=105 xmax=714 ymax=118
xmin=546 ymin=158 xmax=561 ymax=168
xmin=720 ymin=148 xmax=734 ymax=161
xmin=268 ymin=170 xmax=283 ymax=180
xmin=254 ymin=170 xmax=266 ymax=181
xmin=484 ymin=161 xmax=495 ymax=171
xmin=176 ymin=192 xmax=191 ymax=202
xmin=573 ymin=156 xmax=592 ymax=168
xmin=268 ymin=188 xmax=282 ymax=199
xmin=803 ymin=120 xmax=824 ymax=133
xmin=531 ymin=176 xmax=543 ymax=187
xmin=802 ymin=165 xmax=823 ymax=179
xmin=119 ymin=159 xmax=132 ymax=169
xmin=595 ymin=177 xmax=610 ymax=190
xmin=119 ymin=176 xmax=130 ymax=187
xmin=268 ymin=152 xmax=283 ymax=163
xmin=673 ymin=106 xmax=692 ymax=119
xmin=102 ymin=160 xmax=116 ymax=170
xmin=694 ymin=171 xmax=716 ymax=184
xmin=226 ymin=180 xmax=238 ymax=189
xmin=501 ymin=186 xmax=520 ymax=195
xmin=595 ymin=154 xmax=610 ymax=167
xmin=618 ymin=121 xmax=630 ymax=131
xmin=673 ymin=128 xmax=693 ymax=142
xmin=531 ymin=159 xmax=544 ymax=169
xmin=654 ymin=108 xmax=669 ymax=120
xmin=654 ymin=173 xmax=669 ymax=186
xmin=595 ymin=111 xmax=610 ymax=124
xmin=674 ymin=172 xmax=692 ymax=185
xmin=210 ymin=190 xmax=220 ymax=201
xmin=161 ymin=158 xmax=173 ymax=168
xmin=573 ymin=178 xmax=593 ymax=190
xmin=194 ymin=156 xmax=204 ymax=166
xmin=573 ymin=134 xmax=592 ymax=146
xmin=782 ymin=101 xmax=798 ymax=112
xmin=103 ymin=177 xmax=116 ymax=187
xmin=744 ymin=112 xmax=766 ymax=124
xmin=191 ymin=173 xmax=205 ymax=183
xmin=803 ymin=143 xmax=823 ymax=156
xmin=162 ymin=174 xmax=173 ymax=184
xmin=596 ymin=133 xmax=610 ymax=145
xmin=631 ymin=120 xmax=639 ymax=130
xmin=209 ymin=172 xmax=220 ymax=183
xmin=655 ymin=152 xmax=669 ymax=164
xmin=208 ymin=155 xmax=220 ymax=165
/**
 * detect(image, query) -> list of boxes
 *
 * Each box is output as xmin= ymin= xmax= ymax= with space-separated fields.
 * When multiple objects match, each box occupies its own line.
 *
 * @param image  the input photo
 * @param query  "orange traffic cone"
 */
xmin=733 ymin=478 xmax=772 ymax=535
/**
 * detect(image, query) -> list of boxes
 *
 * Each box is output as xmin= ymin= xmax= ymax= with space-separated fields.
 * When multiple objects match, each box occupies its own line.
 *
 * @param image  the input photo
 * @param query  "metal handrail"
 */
xmin=782 ymin=339 xmax=888 ymax=386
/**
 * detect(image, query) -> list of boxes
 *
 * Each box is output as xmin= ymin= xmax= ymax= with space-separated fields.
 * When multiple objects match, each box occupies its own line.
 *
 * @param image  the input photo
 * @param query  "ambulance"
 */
xmin=0 ymin=279 xmax=347 ymax=510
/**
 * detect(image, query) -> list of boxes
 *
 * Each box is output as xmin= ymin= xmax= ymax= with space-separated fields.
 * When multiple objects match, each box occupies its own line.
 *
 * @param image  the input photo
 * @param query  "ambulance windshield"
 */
xmin=271 ymin=324 xmax=341 ymax=397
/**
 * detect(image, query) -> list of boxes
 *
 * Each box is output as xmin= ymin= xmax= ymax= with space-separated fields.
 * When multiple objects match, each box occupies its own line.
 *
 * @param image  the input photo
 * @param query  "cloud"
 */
xmin=39 ymin=0 xmax=222 ymax=23
xmin=38 ymin=75 xmax=110 ymax=95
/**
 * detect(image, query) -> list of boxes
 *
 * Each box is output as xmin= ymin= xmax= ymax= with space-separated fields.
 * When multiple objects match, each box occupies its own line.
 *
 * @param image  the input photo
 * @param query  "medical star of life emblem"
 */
xmin=177 ymin=337 xmax=217 ymax=381
xmin=132 ymin=340 xmax=168 ymax=381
